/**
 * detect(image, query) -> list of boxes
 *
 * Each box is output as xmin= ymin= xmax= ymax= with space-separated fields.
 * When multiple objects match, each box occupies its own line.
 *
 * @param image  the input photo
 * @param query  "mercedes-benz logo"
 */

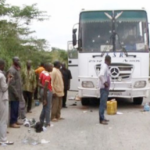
xmin=110 ymin=67 xmax=120 ymax=78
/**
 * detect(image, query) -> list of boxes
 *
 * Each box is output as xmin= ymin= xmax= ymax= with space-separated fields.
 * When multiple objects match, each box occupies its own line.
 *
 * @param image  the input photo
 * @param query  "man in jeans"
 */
xmin=99 ymin=55 xmax=111 ymax=125
xmin=38 ymin=63 xmax=53 ymax=127
xmin=8 ymin=57 xmax=26 ymax=128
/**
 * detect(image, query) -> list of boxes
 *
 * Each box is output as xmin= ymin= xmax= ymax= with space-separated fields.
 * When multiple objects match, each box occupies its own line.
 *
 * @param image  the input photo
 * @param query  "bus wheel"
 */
xmin=133 ymin=97 xmax=143 ymax=105
xmin=81 ymin=98 xmax=89 ymax=106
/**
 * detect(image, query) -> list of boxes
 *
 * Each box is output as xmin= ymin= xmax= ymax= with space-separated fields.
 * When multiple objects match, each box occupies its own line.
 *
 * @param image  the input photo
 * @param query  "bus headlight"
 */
xmin=134 ymin=81 xmax=146 ymax=88
xmin=82 ymin=81 xmax=94 ymax=88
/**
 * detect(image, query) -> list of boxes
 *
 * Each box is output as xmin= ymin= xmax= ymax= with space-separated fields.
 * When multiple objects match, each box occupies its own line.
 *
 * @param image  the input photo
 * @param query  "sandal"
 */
xmin=0 ymin=141 xmax=14 ymax=145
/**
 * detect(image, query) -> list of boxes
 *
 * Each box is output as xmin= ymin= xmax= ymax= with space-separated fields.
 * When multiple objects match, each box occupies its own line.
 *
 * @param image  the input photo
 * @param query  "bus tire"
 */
xmin=133 ymin=97 xmax=143 ymax=105
xmin=81 ymin=98 xmax=89 ymax=106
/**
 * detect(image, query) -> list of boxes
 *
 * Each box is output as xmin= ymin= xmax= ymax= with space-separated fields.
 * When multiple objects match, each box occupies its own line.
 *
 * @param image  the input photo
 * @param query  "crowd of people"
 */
xmin=0 ymin=56 xmax=72 ymax=145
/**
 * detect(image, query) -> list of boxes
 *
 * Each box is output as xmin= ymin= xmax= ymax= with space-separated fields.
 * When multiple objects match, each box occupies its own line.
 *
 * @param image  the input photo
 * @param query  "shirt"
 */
xmin=0 ymin=70 xmax=8 ymax=101
xmin=39 ymin=70 xmax=52 ymax=91
xmin=99 ymin=63 xmax=111 ymax=89
xmin=51 ymin=68 xmax=64 ymax=97
xmin=60 ymin=68 xmax=72 ymax=90
xmin=35 ymin=67 xmax=45 ymax=75
xmin=22 ymin=68 xmax=36 ymax=92
xmin=8 ymin=66 xmax=23 ymax=101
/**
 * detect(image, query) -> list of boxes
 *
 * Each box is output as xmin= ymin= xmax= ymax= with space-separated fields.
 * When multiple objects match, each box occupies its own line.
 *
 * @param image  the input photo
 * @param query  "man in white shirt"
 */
xmin=99 ymin=55 xmax=111 ymax=125
xmin=0 ymin=59 xmax=14 ymax=145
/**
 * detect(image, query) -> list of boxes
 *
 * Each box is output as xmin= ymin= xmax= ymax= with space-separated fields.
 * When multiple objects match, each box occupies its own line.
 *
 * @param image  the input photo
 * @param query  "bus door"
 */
xmin=68 ymin=41 xmax=78 ymax=91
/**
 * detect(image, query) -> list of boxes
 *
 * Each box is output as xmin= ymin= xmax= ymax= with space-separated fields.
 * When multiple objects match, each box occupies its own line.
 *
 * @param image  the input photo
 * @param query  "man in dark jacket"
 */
xmin=60 ymin=63 xmax=72 ymax=108
xmin=8 ymin=57 xmax=26 ymax=128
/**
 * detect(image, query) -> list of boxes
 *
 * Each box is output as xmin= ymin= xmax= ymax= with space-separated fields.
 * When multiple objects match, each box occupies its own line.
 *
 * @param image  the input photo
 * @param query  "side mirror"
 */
xmin=72 ymin=29 xmax=77 ymax=46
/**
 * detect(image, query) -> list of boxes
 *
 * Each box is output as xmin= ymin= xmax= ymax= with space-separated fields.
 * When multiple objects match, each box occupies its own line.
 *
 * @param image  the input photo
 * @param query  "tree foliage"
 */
xmin=0 ymin=0 xmax=68 ymax=70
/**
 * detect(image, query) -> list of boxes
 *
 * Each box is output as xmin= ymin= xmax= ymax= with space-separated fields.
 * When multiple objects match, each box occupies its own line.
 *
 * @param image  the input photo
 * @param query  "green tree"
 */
xmin=0 ymin=0 xmax=68 ymax=69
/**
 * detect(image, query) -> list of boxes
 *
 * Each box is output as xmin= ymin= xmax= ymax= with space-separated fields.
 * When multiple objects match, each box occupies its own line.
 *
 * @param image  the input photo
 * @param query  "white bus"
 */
xmin=69 ymin=9 xmax=150 ymax=105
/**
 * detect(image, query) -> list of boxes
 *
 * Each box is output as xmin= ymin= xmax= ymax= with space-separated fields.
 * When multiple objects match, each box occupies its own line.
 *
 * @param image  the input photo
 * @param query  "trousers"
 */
xmin=62 ymin=89 xmax=67 ymax=107
xmin=19 ymin=94 xmax=26 ymax=119
xmin=51 ymin=96 xmax=62 ymax=120
xmin=0 ymin=100 xmax=8 ymax=142
xmin=40 ymin=89 xmax=52 ymax=126
xmin=10 ymin=101 xmax=19 ymax=125
xmin=99 ymin=89 xmax=109 ymax=121
xmin=23 ymin=91 xmax=32 ymax=112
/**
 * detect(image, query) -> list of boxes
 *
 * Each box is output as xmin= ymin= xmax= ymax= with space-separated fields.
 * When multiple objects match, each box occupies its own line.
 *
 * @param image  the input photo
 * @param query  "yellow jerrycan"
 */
xmin=107 ymin=101 xmax=115 ymax=115
xmin=111 ymin=99 xmax=117 ymax=114
xmin=107 ymin=99 xmax=117 ymax=115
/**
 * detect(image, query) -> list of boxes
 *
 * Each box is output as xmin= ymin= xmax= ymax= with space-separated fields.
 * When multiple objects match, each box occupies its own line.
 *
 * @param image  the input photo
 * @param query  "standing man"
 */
xmin=60 ymin=63 xmax=72 ymax=108
xmin=8 ymin=57 xmax=25 ymax=128
xmin=51 ymin=61 xmax=64 ymax=122
xmin=22 ymin=60 xmax=36 ymax=113
xmin=99 ymin=55 xmax=111 ymax=125
xmin=0 ymin=59 xmax=14 ymax=145
xmin=38 ymin=63 xmax=53 ymax=127
xmin=35 ymin=62 xmax=45 ymax=101
xmin=35 ymin=62 xmax=45 ymax=75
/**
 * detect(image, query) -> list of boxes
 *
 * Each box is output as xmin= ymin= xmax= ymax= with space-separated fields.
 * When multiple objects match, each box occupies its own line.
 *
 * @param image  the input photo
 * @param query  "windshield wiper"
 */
xmin=115 ymin=33 xmax=136 ymax=58
xmin=104 ymin=11 xmax=123 ymax=53
xmin=122 ymin=47 xmax=136 ymax=57
xmin=100 ymin=11 xmax=122 ymax=57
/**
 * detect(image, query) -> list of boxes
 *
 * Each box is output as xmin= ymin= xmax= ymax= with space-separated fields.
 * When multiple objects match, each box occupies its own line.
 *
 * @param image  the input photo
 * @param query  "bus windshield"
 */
xmin=79 ymin=10 xmax=148 ymax=53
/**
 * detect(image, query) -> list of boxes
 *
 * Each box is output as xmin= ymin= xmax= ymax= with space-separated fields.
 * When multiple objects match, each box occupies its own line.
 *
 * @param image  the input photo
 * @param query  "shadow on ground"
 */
xmin=69 ymin=98 xmax=143 ymax=111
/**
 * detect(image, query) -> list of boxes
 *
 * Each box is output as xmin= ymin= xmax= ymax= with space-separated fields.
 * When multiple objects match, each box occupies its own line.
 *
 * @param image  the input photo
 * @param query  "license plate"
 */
xmin=109 ymin=92 xmax=122 ymax=96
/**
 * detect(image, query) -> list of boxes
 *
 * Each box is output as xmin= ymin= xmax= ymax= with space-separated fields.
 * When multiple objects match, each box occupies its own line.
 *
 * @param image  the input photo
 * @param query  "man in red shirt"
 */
xmin=38 ymin=63 xmax=53 ymax=127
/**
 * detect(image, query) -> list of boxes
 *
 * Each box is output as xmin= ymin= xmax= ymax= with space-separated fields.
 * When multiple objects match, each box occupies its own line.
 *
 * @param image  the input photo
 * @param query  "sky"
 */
xmin=6 ymin=0 xmax=150 ymax=50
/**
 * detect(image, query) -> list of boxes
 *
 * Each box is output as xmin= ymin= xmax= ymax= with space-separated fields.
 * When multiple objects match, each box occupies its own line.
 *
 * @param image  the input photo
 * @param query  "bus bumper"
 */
xmin=78 ymin=81 xmax=150 ymax=98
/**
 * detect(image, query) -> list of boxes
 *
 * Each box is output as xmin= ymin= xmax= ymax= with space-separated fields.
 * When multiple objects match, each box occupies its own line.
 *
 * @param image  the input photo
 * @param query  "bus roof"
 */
xmin=80 ymin=9 xmax=147 ymax=13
